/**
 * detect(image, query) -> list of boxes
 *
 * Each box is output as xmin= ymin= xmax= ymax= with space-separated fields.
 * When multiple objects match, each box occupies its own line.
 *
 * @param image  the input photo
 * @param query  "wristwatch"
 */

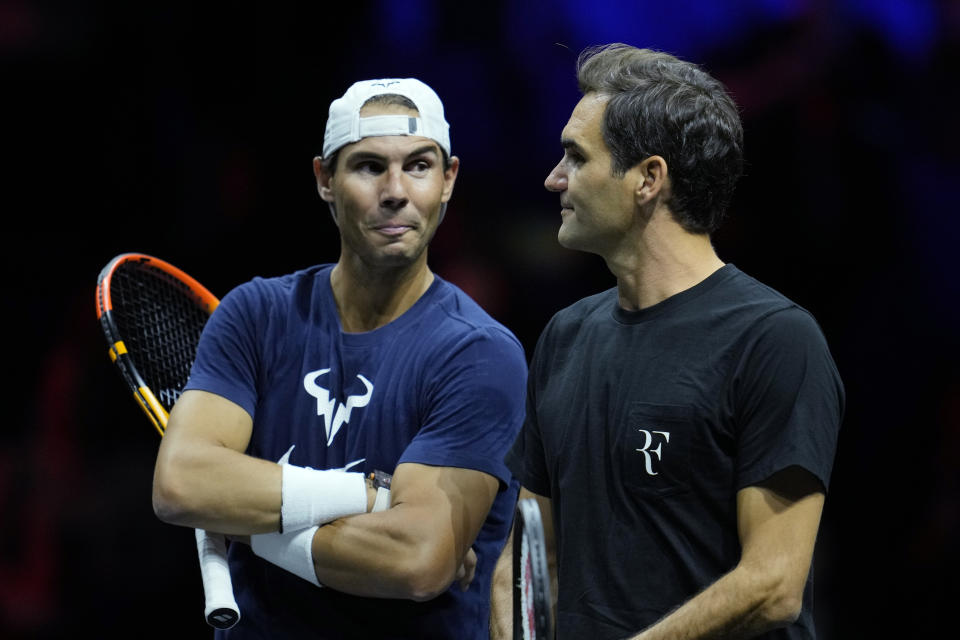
xmin=369 ymin=469 xmax=392 ymax=489
xmin=369 ymin=470 xmax=393 ymax=512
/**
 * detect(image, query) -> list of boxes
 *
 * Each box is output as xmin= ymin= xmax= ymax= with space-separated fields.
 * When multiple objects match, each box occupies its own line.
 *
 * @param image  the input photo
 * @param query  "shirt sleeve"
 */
xmin=183 ymin=281 xmax=266 ymax=419
xmin=399 ymin=327 xmax=528 ymax=490
xmin=732 ymin=306 xmax=845 ymax=492
xmin=504 ymin=323 xmax=553 ymax=497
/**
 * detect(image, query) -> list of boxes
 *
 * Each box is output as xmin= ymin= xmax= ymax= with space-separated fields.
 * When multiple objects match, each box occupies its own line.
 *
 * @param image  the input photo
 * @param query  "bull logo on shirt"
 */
xmin=303 ymin=369 xmax=374 ymax=446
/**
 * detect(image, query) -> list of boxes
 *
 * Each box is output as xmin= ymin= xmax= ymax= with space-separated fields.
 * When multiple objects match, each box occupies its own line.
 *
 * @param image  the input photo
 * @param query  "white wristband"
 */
xmin=372 ymin=486 xmax=391 ymax=512
xmin=281 ymin=464 xmax=367 ymax=532
xmin=251 ymin=526 xmax=321 ymax=586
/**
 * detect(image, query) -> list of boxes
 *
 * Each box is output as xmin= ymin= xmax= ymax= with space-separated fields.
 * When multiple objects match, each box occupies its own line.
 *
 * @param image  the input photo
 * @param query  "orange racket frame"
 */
xmin=96 ymin=252 xmax=219 ymax=435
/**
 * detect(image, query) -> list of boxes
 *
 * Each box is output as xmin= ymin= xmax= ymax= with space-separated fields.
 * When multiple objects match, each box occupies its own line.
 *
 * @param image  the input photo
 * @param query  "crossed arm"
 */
xmin=153 ymin=389 xmax=498 ymax=600
xmin=490 ymin=468 xmax=825 ymax=639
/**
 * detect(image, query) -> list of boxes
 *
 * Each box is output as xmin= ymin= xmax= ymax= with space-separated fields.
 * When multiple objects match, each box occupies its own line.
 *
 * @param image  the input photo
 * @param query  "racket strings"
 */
xmin=515 ymin=498 xmax=552 ymax=640
xmin=110 ymin=264 xmax=212 ymax=411
xmin=520 ymin=533 xmax=535 ymax=640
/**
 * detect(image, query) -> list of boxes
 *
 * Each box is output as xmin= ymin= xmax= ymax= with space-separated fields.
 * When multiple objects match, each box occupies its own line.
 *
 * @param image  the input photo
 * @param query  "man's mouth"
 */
xmin=373 ymin=224 xmax=413 ymax=236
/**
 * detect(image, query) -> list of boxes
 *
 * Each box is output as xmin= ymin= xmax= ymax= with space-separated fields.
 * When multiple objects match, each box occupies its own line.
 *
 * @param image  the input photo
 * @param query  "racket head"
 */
xmin=513 ymin=497 xmax=552 ymax=640
xmin=96 ymin=253 xmax=219 ymax=435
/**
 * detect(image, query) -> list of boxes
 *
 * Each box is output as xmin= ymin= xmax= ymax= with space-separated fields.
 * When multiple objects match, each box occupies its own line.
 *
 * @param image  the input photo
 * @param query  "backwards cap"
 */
xmin=322 ymin=78 xmax=451 ymax=159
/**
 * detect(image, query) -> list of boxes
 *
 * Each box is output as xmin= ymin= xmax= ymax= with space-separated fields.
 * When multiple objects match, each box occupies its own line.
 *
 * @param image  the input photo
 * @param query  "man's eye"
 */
xmin=408 ymin=160 xmax=430 ymax=172
xmin=357 ymin=161 xmax=384 ymax=173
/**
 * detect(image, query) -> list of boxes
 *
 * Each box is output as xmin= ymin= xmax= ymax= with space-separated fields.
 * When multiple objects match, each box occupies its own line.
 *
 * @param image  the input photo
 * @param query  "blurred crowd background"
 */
xmin=3 ymin=0 xmax=958 ymax=637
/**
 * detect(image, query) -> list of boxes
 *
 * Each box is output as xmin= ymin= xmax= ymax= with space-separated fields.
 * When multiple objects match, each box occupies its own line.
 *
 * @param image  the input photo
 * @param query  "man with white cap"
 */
xmin=152 ymin=77 xmax=527 ymax=638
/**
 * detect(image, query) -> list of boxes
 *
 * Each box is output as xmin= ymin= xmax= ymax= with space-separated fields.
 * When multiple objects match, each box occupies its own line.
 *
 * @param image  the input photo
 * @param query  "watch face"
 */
xmin=371 ymin=469 xmax=393 ymax=489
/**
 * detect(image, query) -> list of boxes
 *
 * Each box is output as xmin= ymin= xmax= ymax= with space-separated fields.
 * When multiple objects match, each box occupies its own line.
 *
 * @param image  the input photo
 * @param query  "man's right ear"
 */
xmin=313 ymin=156 xmax=335 ymax=203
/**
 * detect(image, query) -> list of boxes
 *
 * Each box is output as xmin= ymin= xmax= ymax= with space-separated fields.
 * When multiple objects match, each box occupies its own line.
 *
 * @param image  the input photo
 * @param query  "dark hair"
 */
xmin=576 ymin=43 xmax=743 ymax=234
xmin=323 ymin=93 xmax=451 ymax=175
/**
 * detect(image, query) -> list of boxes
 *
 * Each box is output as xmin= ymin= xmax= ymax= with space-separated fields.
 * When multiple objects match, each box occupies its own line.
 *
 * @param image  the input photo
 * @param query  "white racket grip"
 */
xmin=195 ymin=529 xmax=241 ymax=629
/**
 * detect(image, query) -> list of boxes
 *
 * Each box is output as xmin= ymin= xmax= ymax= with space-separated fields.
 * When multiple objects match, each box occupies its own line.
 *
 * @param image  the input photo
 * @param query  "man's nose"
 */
xmin=544 ymin=162 xmax=567 ymax=192
xmin=381 ymin=167 xmax=409 ymax=210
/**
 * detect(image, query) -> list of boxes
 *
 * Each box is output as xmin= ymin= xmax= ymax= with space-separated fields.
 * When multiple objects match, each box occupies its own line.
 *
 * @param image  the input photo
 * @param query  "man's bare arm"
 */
xmin=152 ymin=389 xmax=283 ymax=535
xmin=154 ymin=389 xmax=497 ymax=601
xmin=309 ymin=461 xmax=498 ymax=601
xmin=628 ymin=467 xmax=825 ymax=640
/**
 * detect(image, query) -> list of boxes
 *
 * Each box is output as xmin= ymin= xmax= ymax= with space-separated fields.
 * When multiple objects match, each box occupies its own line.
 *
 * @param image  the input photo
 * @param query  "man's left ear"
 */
xmin=635 ymin=155 xmax=668 ymax=205
xmin=441 ymin=156 xmax=461 ymax=203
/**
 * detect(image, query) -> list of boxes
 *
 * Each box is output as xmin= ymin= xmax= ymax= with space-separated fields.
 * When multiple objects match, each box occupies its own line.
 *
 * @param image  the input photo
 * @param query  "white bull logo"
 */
xmin=303 ymin=368 xmax=374 ymax=446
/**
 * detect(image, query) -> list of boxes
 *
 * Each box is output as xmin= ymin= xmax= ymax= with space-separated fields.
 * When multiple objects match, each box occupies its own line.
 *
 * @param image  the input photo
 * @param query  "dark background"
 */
xmin=3 ymin=0 xmax=958 ymax=637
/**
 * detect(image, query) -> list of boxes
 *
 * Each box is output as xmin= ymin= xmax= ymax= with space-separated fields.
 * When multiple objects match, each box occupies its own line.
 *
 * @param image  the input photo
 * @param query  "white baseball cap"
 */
xmin=322 ymin=78 xmax=451 ymax=159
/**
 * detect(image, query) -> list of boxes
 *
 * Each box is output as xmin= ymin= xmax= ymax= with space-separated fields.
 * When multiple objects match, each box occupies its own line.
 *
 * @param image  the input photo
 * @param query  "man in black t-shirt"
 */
xmin=490 ymin=44 xmax=843 ymax=640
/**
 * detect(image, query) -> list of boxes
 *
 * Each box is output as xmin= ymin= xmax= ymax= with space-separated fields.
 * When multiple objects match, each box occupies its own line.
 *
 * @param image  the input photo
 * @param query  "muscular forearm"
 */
xmin=628 ymin=563 xmax=801 ymax=640
xmin=307 ymin=463 xmax=495 ymax=601
xmin=153 ymin=441 xmax=283 ymax=535
xmin=154 ymin=448 xmax=378 ymax=537
xmin=310 ymin=502 xmax=463 ymax=601
xmin=153 ymin=389 xmax=283 ymax=535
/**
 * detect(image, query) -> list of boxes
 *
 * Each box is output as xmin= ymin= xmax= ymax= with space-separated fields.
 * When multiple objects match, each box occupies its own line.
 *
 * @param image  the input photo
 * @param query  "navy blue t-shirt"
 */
xmin=186 ymin=264 xmax=527 ymax=639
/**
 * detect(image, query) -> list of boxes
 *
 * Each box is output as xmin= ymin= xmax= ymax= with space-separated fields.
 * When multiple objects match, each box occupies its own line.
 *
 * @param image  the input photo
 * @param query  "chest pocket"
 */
xmin=620 ymin=402 xmax=695 ymax=497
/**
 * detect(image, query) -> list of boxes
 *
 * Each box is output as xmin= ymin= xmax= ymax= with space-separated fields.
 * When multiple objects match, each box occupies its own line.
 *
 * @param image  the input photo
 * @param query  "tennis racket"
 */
xmin=513 ymin=497 xmax=552 ymax=640
xmin=96 ymin=252 xmax=240 ymax=630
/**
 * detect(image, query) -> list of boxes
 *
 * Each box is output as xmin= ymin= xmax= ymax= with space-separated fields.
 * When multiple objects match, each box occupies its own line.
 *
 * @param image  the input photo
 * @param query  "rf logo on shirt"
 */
xmin=635 ymin=429 xmax=671 ymax=475
xmin=303 ymin=368 xmax=374 ymax=445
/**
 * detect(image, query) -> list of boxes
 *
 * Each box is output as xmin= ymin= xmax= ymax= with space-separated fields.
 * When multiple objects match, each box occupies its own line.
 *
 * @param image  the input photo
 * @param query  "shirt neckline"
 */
xmin=317 ymin=265 xmax=445 ymax=345
xmin=611 ymin=263 xmax=739 ymax=325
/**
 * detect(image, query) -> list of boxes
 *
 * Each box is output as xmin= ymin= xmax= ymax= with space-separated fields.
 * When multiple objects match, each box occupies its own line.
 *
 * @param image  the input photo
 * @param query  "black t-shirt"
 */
xmin=506 ymin=264 xmax=844 ymax=639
